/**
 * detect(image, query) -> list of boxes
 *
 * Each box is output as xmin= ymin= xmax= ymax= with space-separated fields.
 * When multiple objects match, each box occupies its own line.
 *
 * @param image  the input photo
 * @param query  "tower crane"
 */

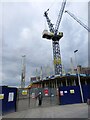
xmin=42 ymin=0 xmax=67 ymax=76
xmin=65 ymin=10 xmax=90 ymax=32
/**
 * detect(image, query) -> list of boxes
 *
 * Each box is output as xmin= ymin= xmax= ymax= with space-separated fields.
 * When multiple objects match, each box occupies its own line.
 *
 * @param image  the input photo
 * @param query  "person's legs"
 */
xmin=39 ymin=100 xmax=41 ymax=106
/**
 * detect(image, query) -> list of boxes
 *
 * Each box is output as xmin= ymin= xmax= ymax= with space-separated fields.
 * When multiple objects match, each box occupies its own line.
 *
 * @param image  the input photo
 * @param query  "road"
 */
xmin=3 ymin=103 xmax=89 ymax=118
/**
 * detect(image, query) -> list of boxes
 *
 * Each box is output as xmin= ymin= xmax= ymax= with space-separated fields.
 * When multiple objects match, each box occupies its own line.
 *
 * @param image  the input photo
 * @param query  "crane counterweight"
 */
xmin=42 ymin=30 xmax=63 ymax=41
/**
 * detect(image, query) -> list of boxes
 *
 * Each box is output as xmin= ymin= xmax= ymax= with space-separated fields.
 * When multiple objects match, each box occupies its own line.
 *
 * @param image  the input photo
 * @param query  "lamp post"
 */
xmin=74 ymin=50 xmax=84 ymax=103
xmin=21 ymin=55 xmax=26 ymax=88
xmin=74 ymin=50 xmax=78 ymax=70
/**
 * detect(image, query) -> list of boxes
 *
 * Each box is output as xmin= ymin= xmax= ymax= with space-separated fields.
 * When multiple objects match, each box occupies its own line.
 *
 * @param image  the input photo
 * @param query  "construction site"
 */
xmin=1 ymin=0 xmax=90 ymax=118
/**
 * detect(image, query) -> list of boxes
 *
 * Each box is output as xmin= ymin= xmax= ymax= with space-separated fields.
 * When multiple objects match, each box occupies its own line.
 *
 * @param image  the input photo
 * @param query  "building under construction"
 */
xmin=29 ymin=74 xmax=90 ymax=89
xmin=28 ymin=65 xmax=90 ymax=88
xmin=26 ymin=1 xmax=90 ymax=105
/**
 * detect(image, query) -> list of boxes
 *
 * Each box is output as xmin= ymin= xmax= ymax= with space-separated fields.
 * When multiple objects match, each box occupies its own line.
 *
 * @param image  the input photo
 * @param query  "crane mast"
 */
xmin=43 ymin=0 xmax=66 ymax=75
xmin=65 ymin=10 xmax=90 ymax=32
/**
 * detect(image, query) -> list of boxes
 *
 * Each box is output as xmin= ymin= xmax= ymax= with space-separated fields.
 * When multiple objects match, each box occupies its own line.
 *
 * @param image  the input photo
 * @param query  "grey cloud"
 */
xmin=2 ymin=1 xmax=88 ymax=87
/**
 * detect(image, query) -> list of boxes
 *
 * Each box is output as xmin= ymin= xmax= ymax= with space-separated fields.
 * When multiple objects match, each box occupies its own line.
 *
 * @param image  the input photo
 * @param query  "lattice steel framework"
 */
xmin=43 ymin=0 xmax=66 ymax=75
xmin=52 ymin=40 xmax=62 ymax=75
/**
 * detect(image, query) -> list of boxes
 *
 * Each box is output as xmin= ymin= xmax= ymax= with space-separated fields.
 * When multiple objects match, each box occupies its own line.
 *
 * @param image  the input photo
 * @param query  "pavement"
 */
xmin=2 ymin=103 xmax=89 ymax=118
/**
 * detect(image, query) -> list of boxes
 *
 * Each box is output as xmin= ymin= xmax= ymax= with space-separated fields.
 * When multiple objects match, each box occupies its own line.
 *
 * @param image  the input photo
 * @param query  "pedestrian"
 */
xmin=37 ymin=92 xmax=43 ymax=106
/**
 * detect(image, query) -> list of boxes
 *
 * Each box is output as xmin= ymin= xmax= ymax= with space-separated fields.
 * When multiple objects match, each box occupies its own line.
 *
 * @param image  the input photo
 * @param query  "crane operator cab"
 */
xmin=42 ymin=29 xmax=54 ymax=40
xmin=42 ymin=29 xmax=63 ymax=41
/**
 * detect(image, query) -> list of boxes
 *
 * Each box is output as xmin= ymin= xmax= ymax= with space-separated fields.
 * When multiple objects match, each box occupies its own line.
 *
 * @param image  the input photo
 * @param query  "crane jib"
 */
xmin=55 ymin=0 xmax=67 ymax=34
xmin=44 ymin=0 xmax=67 ymax=34
xmin=65 ymin=10 xmax=90 ymax=32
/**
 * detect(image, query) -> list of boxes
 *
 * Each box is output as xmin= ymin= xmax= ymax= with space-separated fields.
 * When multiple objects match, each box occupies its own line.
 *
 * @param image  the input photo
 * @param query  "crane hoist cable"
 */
xmin=46 ymin=0 xmax=61 ymax=12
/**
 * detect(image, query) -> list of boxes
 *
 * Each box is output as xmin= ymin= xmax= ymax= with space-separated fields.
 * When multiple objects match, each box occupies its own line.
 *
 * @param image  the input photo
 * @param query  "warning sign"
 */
xmin=0 ymin=94 xmax=4 ymax=100
xmin=70 ymin=90 xmax=75 ymax=94
xmin=8 ymin=92 xmax=14 ymax=102
xmin=60 ymin=91 xmax=64 ymax=96
xmin=44 ymin=89 xmax=49 ymax=96
xmin=22 ymin=90 xmax=28 ymax=95
xmin=64 ymin=91 xmax=67 ymax=94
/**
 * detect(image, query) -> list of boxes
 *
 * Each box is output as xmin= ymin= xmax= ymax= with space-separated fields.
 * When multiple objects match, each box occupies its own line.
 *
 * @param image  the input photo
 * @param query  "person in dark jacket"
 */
xmin=37 ymin=92 xmax=43 ymax=106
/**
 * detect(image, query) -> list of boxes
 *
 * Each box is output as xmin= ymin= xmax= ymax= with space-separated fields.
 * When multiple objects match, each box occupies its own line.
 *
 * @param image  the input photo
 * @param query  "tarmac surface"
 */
xmin=2 ymin=103 xmax=89 ymax=118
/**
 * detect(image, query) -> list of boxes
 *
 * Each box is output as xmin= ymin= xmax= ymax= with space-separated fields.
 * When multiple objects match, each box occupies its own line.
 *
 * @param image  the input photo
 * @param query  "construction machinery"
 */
xmin=42 ymin=0 xmax=67 ymax=76
xmin=65 ymin=10 xmax=90 ymax=32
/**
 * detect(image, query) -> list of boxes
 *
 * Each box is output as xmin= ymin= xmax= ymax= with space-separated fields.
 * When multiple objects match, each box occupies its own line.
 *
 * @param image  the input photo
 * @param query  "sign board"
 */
xmin=64 ymin=91 xmax=68 ymax=94
xmin=70 ymin=90 xmax=75 ymax=94
xmin=31 ymin=93 xmax=35 ymax=98
xmin=0 ymin=94 xmax=4 ymax=100
xmin=8 ymin=92 xmax=14 ymax=102
xmin=44 ymin=89 xmax=49 ymax=96
xmin=22 ymin=90 xmax=28 ymax=95
xmin=60 ymin=91 xmax=64 ymax=96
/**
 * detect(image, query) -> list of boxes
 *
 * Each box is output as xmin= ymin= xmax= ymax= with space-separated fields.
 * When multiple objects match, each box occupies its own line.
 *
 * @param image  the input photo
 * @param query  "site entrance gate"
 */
xmin=16 ymin=88 xmax=59 ymax=112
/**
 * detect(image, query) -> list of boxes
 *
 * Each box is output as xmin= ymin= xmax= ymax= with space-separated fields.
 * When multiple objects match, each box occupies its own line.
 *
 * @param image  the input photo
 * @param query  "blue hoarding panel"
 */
xmin=0 ymin=86 xmax=17 ymax=115
xmin=87 ymin=84 xmax=90 ymax=99
xmin=82 ymin=85 xmax=88 ymax=103
xmin=0 ymin=86 xmax=8 ymax=114
xmin=59 ymin=86 xmax=82 ymax=105
xmin=59 ymin=85 xmax=90 ymax=105
xmin=7 ymin=87 xmax=17 ymax=113
xmin=0 ymin=86 xmax=2 ymax=115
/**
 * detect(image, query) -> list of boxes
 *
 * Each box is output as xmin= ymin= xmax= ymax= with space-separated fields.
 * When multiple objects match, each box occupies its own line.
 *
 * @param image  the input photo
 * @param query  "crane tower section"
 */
xmin=42 ymin=0 xmax=66 ymax=75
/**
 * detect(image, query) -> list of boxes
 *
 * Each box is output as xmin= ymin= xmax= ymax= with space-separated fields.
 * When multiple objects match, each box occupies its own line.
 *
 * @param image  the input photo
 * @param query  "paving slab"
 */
xmin=3 ymin=103 xmax=89 ymax=118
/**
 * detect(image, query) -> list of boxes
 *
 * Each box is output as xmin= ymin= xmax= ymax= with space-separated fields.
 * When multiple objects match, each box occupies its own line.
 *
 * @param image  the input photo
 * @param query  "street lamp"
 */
xmin=21 ymin=55 xmax=26 ymax=88
xmin=74 ymin=50 xmax=84 ymax=103
xmin=74 ymin=50 xmax=78 ymax=69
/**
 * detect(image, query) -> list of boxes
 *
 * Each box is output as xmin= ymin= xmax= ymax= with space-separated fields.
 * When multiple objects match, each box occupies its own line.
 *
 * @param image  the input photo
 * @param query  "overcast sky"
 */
xmin=0 ymin=0 xmax=89 ymax=87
